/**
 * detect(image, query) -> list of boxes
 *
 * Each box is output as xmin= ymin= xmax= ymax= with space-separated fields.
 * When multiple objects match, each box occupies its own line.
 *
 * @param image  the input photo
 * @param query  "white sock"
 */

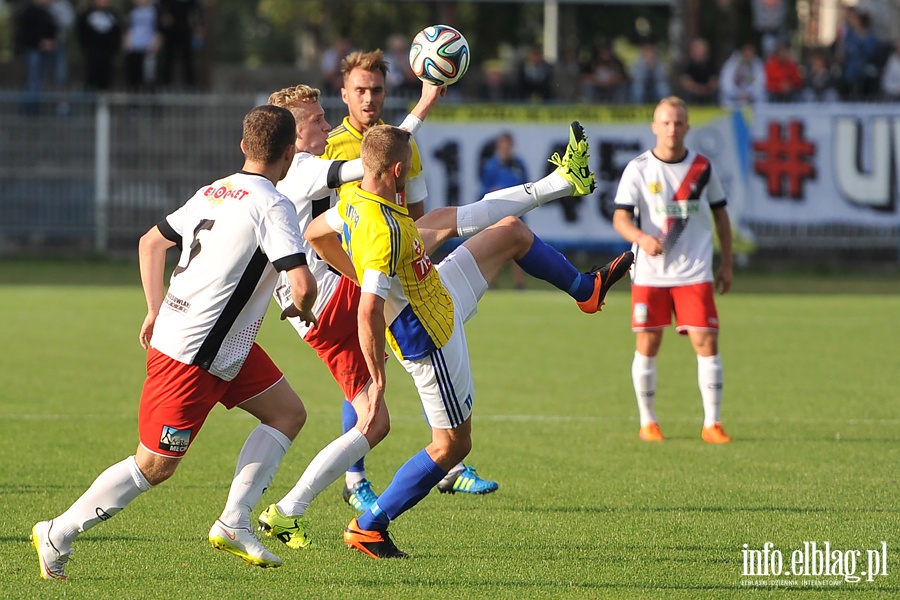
xmin=632 ymin=352 xmax=658 ymax=427
xmin=440 ymin=462 xmax=465 ymax=485
xmin=697 ymin=354 xmax=724 ymax=427
xmin=345 ymin=470 xmax=367 ymax=488
xmin=219 ymin=424 xmax=291 ymax=530
xmin=52 ymin=455 xmax=152 ymax=550
xmin=277 ymin=429 xmax=371 ymax=517
xmin=456 ymin=171 xmax=571 ymax=237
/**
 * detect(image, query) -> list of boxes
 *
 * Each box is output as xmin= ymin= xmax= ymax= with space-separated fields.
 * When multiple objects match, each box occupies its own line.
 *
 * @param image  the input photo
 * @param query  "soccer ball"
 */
xmin=408 ymin=25 xmax=470 ymax=86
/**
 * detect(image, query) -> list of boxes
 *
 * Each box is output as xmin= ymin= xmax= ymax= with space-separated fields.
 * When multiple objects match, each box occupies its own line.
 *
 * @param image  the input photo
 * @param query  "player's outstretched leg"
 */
xmin=437 ymin=464 xmax=498 ymax=495
xmin=575 ymin=251 xmax=636 ymax=314
xmin=548 ymin=121 xmax=596 ymax=195
xmin=419 ymin=121 xmax=596 ymax=254
xmin=461 ymin=216 xmax=633 ymax=315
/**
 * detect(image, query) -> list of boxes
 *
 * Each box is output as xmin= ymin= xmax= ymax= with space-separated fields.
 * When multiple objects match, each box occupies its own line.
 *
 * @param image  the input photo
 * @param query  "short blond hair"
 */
xmin=341 ymin=50 xmax=389 ymax=81
xmin=654 ymin=96 xmax=689 ymax=121
xmin=267 ymin=84 xmax=321 ymax=110
xmin=361 ymin=125 xmax=411 ymax=177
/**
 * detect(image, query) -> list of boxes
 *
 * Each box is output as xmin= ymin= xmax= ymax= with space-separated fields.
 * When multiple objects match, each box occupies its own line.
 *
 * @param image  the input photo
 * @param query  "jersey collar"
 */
xmin=342 ymin=116 xmax=386 ymax=141
xmin=354 ymin=186 xmax=409 ymax=215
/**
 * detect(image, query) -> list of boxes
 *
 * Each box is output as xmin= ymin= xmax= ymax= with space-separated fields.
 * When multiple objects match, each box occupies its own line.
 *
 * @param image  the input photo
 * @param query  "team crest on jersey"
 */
xmin=203 ymin=180 xmax=250 ymax=206
xmin=411 ymin=237 xmax=433 ymax=282
xmin=159 ymin=425 xmax=191 ymax=453
xmin=648 ymin=182 xmax=662 ymax=195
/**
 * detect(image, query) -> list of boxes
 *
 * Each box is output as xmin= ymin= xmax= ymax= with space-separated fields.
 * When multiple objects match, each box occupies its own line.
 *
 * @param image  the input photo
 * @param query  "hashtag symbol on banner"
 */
xmin=752 ymin=121 xmax=817 ymax=199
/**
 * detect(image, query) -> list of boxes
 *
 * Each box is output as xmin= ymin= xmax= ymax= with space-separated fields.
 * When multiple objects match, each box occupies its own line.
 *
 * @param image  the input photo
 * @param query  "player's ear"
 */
xmin=239 ymin=139 xmax=247 ymax=155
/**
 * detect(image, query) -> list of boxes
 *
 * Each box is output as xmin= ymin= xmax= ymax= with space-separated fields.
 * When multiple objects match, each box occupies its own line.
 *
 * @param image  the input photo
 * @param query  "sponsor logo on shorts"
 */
xmin=709 ymin=316 xmax=719 ymax=326
xmin=159 ymin=425 xmax=191 ymax=453
xmin=634 ymin=303 xmax=648 ymax=325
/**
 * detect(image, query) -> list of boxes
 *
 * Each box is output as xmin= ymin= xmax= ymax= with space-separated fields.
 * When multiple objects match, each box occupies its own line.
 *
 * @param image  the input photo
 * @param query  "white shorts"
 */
xmin=398 ymin=245 xmax=488 ymax=430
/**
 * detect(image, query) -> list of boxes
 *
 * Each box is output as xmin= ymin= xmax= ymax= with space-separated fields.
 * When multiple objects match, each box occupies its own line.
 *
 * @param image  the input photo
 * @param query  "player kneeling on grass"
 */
xmin=302 ymin=123 xmax=633 ymax=559
xmin=31 ymin=105 xmax=319 ymax=580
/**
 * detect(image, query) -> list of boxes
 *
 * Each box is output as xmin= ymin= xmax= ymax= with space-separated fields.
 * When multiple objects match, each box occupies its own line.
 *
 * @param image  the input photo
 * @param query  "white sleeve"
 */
xmin=260 ymin=197 xmax=307 ymax=264
xmin=406 ymin=173 xmax=428 ymax=205
xmin=164 ymin=202 xmax=188 ymax=238
xmin=361 ymin=269 xmax=391 ymax=299
xmin=338 ymin=159 xmax=365 ymax=184
xmin=705 ymin=164 xmax=727 ymax=207
xmin=277 ymin=154 xmax=332 ymax=206
xmin=324 ymin=206 xmax=344 ymax=233
xmin=613 ymin=161 xmax=642 ymax=209
xmin=398 ymin=114 xmax=424 ymax=136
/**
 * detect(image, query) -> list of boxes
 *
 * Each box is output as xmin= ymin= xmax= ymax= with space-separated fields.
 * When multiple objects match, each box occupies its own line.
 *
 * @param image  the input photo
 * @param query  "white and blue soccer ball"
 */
xmin=408 ymin=25 xmax=470 ymax=87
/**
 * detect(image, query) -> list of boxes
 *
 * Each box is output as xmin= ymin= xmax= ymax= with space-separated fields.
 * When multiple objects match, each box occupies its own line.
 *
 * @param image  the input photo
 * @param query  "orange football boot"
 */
xmin=344 ymin=518 xmax=407 ymax=559
xmin=577 ymin=251 xmax=634 ymax=314
xmin=701 ymin=422 xmax=732 ymax=444
xmin=639 ymin=422 xmax=665 ymax=442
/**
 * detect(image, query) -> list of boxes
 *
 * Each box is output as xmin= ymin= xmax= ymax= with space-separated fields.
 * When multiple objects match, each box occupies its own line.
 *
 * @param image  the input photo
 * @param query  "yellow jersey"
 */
xmin=336 ymin=186 xmax=453 ymax=361
xmin=324 ymin=116 xmax=425 ymax=208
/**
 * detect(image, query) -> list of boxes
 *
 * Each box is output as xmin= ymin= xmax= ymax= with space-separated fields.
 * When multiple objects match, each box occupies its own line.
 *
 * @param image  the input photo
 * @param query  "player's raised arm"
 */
xmin=305 ymin=207 xmax=359 ymax=285
xmin=137 ymin=225 xmax=177 ymax=348
xmin=398 ymin=81 xmax=446 ymax=135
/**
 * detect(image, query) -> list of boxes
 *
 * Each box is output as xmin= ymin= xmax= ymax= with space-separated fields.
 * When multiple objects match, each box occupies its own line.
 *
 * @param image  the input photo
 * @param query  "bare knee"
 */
xmin=427 ymin=434 xmax=472 ymax=470
xmin=135 ymin=451 xmax=180 ymax=486
xmin=361 ymin=418 xmax=390 ymax=448
xmin=504 ymin=217 xmax=534 ymax=255
xmin=272 ymin=403 xmax=307 ymax=440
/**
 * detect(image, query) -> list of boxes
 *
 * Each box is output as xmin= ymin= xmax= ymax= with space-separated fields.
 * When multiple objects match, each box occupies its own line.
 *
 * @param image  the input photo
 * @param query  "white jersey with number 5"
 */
xmin=150 ymin=171 xmax=308 ymax=380
xmin=614 ymin=149 xmax=727 ymax=287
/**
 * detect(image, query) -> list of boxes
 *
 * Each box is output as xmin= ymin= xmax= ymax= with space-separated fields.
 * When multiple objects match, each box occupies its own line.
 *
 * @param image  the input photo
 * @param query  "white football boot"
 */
xmin=208 ymin=520 xmax=282 ymax=568
xmin=31 ymin=520 xmax=71 ymax=581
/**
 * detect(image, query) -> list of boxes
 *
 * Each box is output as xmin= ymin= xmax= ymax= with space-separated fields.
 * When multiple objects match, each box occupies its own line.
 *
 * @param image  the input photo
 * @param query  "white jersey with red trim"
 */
xmin=614 ymin=149 xmax=727 ymax=287
xmin=272 ymin=151 xmax=343 ymax=339
xmin=151 ymin=171 xmax=308 ymax=380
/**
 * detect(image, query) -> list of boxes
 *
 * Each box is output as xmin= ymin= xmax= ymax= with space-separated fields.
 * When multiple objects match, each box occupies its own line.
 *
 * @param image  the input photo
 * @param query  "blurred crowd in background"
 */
xmin=6 ymin=0 xmax=900 ymax=110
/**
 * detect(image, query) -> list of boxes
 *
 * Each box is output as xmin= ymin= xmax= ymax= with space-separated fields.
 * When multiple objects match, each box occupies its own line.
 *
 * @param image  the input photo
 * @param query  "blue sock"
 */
xmin=342 ymin=400 xmax=365 ymax=473
xmin=515 ymin=234 xmax=594 ymax=301
xmin=357 ymin=449 xmax=447 ymax=531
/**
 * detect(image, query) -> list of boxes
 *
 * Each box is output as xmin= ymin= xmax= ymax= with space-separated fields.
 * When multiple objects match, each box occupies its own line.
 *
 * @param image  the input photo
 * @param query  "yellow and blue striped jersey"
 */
xmin=337 ymin=186 xmax=453 ymax=361
xmin=324 ymin=116 xmax=424 ymax=207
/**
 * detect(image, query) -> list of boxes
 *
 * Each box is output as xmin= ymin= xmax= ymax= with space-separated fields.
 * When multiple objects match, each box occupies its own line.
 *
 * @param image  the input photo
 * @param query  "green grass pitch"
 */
xmin=1 ymin=260 xmax=897 ymax=599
